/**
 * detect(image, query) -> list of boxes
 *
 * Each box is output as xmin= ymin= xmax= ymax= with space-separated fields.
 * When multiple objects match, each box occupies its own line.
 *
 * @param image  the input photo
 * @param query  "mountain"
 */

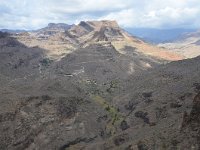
xmin=107 ymin=56 xmax=200 ymax=149
xmin=127 ymin=28 xmax=196 ymax=44
xmin=15 ymin=20 xmax=183 ymax=61
xmin=0 ymin=21 xmax=199 ymax=150
xmin=159 ymin=29 xmax=200 ymax=58
xmin=45 ymin=23 xmax=72 ymax=30
xmin=0 ymin=29 xmax=27 ymax=33
xmin=35 ymin=23 xmax=72 ymax=35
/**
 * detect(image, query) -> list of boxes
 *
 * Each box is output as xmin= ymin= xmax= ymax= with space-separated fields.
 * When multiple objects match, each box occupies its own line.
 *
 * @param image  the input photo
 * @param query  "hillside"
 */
xmin=0 ymin=21 xmax=199 ymax=150
xmin=159 ymin=29 xmax=200 ymax=58
xmin=127 ymin=28 xmax=196 ymax=44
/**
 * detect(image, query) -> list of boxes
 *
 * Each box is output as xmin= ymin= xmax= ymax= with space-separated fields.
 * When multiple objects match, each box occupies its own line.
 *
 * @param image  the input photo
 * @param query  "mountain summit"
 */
xmin=15 ymin=20 xmax=183 ymax=61
xmin=39 ymin=23 xmax=72 ymax=31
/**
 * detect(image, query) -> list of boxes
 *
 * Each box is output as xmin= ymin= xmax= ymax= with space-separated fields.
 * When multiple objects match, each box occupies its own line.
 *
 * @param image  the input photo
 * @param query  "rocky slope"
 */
xmin=102 ymin=56 xmax=200 ymax=149
xmin=0 ymin=21 xmax=198 ymax=150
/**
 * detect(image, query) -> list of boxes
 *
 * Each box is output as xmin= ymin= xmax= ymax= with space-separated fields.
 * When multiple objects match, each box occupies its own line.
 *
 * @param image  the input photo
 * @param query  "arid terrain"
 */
xmin=159 ymin=30 xmax=200 ymax=58
xmin=0 ymin=21 xmax=200 ymax=150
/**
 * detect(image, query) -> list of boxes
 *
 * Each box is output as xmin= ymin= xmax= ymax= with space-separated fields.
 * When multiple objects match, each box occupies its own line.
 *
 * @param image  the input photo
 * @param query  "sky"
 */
xmin=0 ymin=0 xmax=200 ymax=30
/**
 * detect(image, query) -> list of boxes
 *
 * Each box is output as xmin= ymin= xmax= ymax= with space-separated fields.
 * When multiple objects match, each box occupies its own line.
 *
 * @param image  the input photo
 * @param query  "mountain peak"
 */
xmin=36 ymin=23 xmax=72 ymax=36
xmin=47 ymin=23 xmax=69 ymax=27
xmin=46 ymin=23 xmax=72 ymax=30
xmin=67 ymin=20 xmax=120 ymax=38
xmin=86 ymin=20 xmax=119 ymax=29
xmin=76 ymin=20 xmax=119 ymax=31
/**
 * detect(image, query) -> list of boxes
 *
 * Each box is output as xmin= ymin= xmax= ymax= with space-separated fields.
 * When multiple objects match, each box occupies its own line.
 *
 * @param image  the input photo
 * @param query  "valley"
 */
xmin=0 ymin=20 xmax=200 ymax=150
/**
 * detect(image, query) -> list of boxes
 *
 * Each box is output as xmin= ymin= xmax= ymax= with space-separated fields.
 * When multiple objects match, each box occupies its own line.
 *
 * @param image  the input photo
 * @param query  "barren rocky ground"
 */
xmin=0 ymin=21 xmax=199 ymax=150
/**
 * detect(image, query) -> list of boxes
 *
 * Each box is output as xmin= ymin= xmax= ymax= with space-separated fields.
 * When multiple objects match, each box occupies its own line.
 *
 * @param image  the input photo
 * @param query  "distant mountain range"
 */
xmin=11 ymin=21 xmax=183 ymax=61
xmin=0 ymin=29 xmax=28 ymax=33
xmin=35 ymin=23 xmax=73 ymax=35
xmin=159 ymin=29 xmax=200 ymax=58
xmin=1 ymin=24 xmax=197 ymax=45
xmin=0 ymin=23 xmax=72 ymax=34
xmin=126 ymin=28 xmax=197 ymax=44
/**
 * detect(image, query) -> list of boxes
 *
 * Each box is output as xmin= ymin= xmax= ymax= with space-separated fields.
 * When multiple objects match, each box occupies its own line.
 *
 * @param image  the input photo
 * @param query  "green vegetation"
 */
xmin=81 ymin=78 xmax=123 ymax=135
xmin=91 ymin=95 xmax=124 ymax=135
xmin=40 ymin=58 xmax=53 ymax=66
xmin=106 ymin=80 xmax=119 ymax=93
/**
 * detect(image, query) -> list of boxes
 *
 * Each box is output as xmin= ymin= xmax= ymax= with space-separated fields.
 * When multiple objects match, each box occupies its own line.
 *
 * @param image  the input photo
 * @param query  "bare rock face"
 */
xmin=88 ymin=20 xmax=119 ymax=28
xmin=47 ymin=23 xmax=71 ymax=30
xmin=37 ymin=23 xmax=72 ymax=33
xmin=65 ymin=20 xmax=121 ymax=41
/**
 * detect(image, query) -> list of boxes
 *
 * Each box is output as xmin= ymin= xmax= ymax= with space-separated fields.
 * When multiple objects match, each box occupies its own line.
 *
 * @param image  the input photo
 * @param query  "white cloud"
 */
xmin=0 ymin=0 xmax=200 ymax=29
xmin=101 ymin=1 xmax=200 ymax=28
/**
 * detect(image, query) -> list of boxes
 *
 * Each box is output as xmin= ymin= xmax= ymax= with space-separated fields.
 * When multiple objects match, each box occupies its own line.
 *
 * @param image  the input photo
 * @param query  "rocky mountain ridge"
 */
xmin=10 ymin=20 xmax=183 ymax=61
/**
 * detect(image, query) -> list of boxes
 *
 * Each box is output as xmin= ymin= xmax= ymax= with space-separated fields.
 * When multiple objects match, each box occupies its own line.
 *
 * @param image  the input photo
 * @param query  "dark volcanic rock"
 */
xmin=120 ymin=120 xmax=130 ymax=131
xmin=135 ymin=111 xmax=150 ymax=124
xmin=57 ymin=97 xmax=83 ymax=119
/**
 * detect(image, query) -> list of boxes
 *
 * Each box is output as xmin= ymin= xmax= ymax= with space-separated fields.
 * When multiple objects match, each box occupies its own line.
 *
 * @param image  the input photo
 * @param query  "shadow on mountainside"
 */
xmin=1 ymin=31 xmax=200 ymax=149
xmin=0 ymin=31 xmax=49 ymax=79
xmin=0 ymin=32 xmax=138 ymax=150
xmin=0 ymin=32 xmax=102 ymax=150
